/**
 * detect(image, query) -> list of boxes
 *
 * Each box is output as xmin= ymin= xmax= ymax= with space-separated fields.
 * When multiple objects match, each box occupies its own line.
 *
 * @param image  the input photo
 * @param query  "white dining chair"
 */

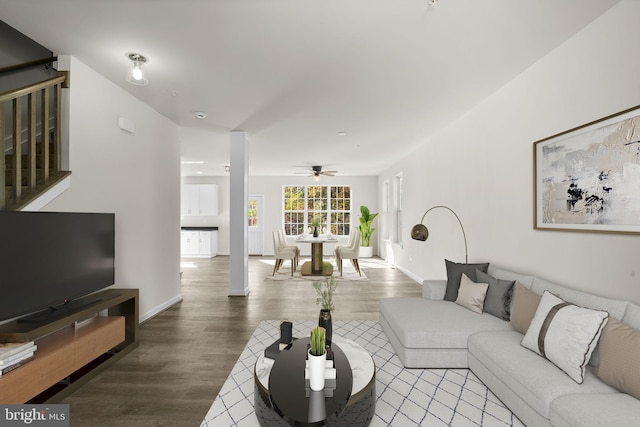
xmin=334 ymin=229 xmax=357 ymax=257
xmin=277 ymin=229 xmax=300 ymax=266
xmin=272 ymin=231 xmax=297 ymax=276
xmin=335 ymin=229 xmax=361 ymax=277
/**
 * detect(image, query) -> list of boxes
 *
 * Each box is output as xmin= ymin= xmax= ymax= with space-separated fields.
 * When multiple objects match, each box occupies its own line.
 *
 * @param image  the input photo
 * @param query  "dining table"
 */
xmin=294 ymin=234 xmax=339 ymax=276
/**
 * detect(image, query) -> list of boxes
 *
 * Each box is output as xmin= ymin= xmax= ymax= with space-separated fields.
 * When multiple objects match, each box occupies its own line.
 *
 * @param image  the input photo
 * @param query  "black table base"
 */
xmin=254 ymin=381 xmax=375 ymax=427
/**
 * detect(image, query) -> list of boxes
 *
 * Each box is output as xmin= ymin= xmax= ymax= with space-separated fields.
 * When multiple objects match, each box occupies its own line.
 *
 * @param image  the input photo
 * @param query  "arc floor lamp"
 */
xmin=410 ymin=205 xmax=468 ymax=263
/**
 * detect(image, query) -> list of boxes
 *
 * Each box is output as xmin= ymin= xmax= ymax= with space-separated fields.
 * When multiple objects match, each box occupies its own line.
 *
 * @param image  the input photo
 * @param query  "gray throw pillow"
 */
xmin=444 ymin=259 xmax=490 ymax=302
xmin=475 ymin=269 xmax=515 ymax=320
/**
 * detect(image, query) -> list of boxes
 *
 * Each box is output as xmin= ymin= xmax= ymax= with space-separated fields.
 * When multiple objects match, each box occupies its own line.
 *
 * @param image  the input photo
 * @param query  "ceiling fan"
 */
xmin=295 ymin=165 xmax=338 ymax=180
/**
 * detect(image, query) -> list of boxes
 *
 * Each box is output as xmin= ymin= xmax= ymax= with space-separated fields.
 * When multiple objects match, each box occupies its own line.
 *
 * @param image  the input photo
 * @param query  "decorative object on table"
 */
xmin=280 ymin=321 xmax=293 ymax=345
xmin=310 ymin=214 xmax=321 ymax=237
xmin=356 ymin=205 xmax=378 ymax=258
xmin=534 ymin=104 xmax=640 ymax=234
xmin=314 ymin=277 xmax=337 ymax=345
xmin=264 ymin=320 xmax=295 ymax=359
xmin=411 ymin=205 xmax=468 ymax=263
xmin=308 ymin=326 xmax=326 ymax=391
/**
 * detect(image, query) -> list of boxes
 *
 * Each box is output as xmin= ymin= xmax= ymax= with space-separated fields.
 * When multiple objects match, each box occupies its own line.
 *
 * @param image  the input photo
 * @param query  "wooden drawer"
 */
xmin=75 ymin=317 xmax=125 ymax=368
xmin=0 ymin=316 xmax=125 ymax=403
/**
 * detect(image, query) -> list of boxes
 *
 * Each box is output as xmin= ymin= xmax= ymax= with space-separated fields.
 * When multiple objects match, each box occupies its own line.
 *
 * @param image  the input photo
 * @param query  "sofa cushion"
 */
xmin=379 ymin=297 xmax=511 ymax=350
xmin=469 ymin=330 xmax=618 ymax=420
xmin=455 ymin=273 xmax=488 ymax=314
xmin=622 ymin=302 xmax=640 ymax=330
xmin=444 ymin=259 xmax=489 ymax=302
xmin=487 ymin=265 xmax=535 ymax=288
xmin=475 ymin=270 xmax=514 ymax=320
xmin=550 ymin=393 xmax=640 ymax=427
xmin=521 ymin=291 xmax=609 ymax=384
xmin=595 ymin=318 xmax=640 ymax=400
xmin=531 ymin=277 xmax=627 ymax=320
xmin=510 ymin=282 xmax=541 ymax=334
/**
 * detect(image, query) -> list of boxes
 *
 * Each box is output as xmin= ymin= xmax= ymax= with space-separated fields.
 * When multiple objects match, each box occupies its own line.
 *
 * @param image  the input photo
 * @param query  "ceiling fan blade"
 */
xmin=322 ymin=170 xmax=338 ymax=175
xmin=294 ymin=172 xmax=312 ymax=175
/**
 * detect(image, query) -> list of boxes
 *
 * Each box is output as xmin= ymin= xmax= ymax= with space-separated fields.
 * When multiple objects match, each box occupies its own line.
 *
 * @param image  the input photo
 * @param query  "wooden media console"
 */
xmin=0 ymin=288 xmax=138 ymax=403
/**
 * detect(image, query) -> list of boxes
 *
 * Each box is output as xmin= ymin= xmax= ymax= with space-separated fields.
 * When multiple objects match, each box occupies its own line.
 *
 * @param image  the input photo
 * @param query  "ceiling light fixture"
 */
xmin=195 ymin=111 xmax=207 ymax=119
xmin=427 ymin=0 xmax=438 ymax=6
xmin=126 ymin=53 xmax=149 ymax=85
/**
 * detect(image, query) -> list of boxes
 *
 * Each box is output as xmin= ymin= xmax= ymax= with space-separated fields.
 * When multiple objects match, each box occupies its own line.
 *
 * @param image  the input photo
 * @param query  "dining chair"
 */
xmin=272 ymin=231 xmax=297 ymax=276
xmin=335 ymin=229 xmax=361 ymax=277
xmin=277 ymin=229 xmax=300 ymax=266
xmin=334 ymin=229 xmax=357 ymax=257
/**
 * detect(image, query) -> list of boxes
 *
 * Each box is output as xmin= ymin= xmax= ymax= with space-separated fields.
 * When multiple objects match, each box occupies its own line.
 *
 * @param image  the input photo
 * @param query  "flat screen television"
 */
xmin=0 ymin=211 xmax=115 ymax=323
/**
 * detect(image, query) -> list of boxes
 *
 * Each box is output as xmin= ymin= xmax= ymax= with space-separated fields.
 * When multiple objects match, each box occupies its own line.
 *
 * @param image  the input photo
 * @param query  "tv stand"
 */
xmin=0 ymin=289 xmax=138 ymax=404
xmin=17 ymin=296 xmax=106 ymax=324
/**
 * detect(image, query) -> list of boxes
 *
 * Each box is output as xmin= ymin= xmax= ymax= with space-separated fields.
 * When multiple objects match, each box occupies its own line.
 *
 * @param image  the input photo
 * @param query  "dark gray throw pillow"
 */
xmin=474 ymin=269 xmax=515 ymax=320
xmin=444 ymin=259 xmax=490 ymax=302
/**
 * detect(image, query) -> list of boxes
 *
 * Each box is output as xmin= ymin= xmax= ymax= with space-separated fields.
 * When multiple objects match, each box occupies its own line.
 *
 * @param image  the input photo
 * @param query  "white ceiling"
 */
xmin=0 ymin=0 xmax=620 ymax=177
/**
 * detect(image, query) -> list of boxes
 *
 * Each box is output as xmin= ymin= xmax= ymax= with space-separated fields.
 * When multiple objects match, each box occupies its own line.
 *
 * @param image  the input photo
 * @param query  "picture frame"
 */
xmin=534 ymin=104 xmax=640 ymax=234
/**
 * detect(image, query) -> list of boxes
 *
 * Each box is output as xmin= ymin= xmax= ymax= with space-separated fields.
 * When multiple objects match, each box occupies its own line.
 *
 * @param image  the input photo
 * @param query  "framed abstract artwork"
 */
xmin=534 ymin=105 xmax=640 ymax=234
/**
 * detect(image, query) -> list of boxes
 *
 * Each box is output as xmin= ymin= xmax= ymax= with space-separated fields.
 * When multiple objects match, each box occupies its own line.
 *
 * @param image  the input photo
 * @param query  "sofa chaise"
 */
xmin=379 ymin=263 xmax=640 ymax=427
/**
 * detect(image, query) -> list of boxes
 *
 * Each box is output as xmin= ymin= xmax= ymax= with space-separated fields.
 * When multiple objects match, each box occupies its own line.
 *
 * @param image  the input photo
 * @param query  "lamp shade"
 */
xmin=410 ymin=223 xmax=429 ymax=241
xmin=126 ymin=53 xmax=149 ymax=85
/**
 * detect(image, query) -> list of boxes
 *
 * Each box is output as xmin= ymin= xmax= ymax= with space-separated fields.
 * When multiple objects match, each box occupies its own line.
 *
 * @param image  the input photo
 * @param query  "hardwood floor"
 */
xmin=65 ymin=256 xmax=421 ymax=426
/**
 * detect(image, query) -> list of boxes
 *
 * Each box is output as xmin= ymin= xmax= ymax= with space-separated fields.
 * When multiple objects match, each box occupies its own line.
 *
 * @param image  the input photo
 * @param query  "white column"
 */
xmin=229 ymin=131 xmax=250 ymax=296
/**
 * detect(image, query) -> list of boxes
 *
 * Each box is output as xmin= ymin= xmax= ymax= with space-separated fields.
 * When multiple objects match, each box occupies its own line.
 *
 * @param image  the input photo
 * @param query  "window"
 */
xmin=382 ymin=180 xmax=390 ymax=241
xmin=283 ymin=185 xmax=351 ymax=236
xmin=394 ymin=173 xmax=403 ymax=245
xmin=248 ymin=200 xmax=258 ymax=227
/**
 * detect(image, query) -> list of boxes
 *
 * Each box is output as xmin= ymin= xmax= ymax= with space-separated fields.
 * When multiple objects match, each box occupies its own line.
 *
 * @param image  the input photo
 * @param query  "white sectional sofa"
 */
xmin=379 ymin=265 xmax=640 ymax=427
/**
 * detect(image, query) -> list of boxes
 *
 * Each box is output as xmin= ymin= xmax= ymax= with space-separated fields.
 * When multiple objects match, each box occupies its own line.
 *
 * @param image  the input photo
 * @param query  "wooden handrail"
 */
xmin=0 ymin=56 xmax=58 ymax=75
xmin=0 ymin=72 xmax=69 ymax=210
xmin=0 ymin=74 xmax=67 ymax=102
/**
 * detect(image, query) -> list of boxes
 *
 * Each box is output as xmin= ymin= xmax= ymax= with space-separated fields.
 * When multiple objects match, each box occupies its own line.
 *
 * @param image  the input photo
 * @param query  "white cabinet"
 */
xmin=181 ymin=184 xmax=218 ymax=216
xmin=181 ymin=230 xmax=218 ymax=257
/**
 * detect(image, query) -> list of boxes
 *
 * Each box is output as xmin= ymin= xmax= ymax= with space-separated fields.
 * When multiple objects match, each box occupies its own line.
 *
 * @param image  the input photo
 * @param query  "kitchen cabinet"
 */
xmin=181 ymin=184 xmax=218 ymax=216
xmin=181 ymin=228 xmax=218 ymax=257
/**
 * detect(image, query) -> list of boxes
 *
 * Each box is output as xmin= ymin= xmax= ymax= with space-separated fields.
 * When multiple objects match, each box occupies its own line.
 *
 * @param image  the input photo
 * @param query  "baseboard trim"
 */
xmin=395 ymin=265 xmax=422 ymax=285
xmin=140 ymin=293 xmax=183 ymax=323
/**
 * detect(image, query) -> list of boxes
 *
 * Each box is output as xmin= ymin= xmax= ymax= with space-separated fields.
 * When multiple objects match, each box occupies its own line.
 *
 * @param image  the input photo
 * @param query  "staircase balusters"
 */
xmin=0 ymin=73 xmax=69 ymax=210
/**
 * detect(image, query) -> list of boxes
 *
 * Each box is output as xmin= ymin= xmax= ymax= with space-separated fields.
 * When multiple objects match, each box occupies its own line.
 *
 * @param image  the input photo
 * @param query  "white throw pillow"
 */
xmin=455 ymin=274 xmax=488 ymax=314
xmin=521 ymin=291 xmax=609 ymax=383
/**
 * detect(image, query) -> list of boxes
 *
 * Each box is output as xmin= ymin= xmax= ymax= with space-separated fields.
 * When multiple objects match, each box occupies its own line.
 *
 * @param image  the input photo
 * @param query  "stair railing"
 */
xmin=0 ymin=71 xmax=70 ymax=210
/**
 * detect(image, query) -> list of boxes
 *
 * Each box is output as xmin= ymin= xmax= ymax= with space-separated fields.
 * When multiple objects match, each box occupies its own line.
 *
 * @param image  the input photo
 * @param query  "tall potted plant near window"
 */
xmin=357 ymin=205 xmax=378 ymax=258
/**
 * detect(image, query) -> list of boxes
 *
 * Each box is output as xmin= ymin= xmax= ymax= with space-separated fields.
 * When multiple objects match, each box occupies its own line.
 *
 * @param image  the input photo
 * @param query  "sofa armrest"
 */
xmin=422 ymin=280 xmax=447 ymax=300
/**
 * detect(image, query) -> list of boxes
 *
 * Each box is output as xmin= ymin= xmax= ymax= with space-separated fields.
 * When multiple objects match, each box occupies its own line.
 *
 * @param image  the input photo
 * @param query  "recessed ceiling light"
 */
xmin=197 ymin=171 xmax=203 ymax=175
xmin=338 ymin=131 xmax=347 ymax=136
xmin=194 ymin=111 xmax=207 ymax=119
xmin=181 ymin=160 xmax=204 ymax=164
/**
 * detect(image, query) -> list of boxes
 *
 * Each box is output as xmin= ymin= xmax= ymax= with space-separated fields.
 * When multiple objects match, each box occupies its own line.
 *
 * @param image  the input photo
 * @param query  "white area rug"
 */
xmin=200 ymin=320 xmax=524 ymax=427
xmin=264 ymin=257 xmax=368 ymax=282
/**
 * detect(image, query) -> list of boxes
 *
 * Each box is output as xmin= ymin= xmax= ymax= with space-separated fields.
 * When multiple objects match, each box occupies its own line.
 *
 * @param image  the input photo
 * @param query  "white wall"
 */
xmin=181 ymin=174 xmax=378 ymax=256
xmin=44 ymin=56 xmax=182 ymax=321
xmin=380 ymin=0 xmax=640 ymax=305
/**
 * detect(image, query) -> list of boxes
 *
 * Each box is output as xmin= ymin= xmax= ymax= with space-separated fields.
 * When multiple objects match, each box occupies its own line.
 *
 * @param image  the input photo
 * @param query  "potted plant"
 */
xmin=314 ymin=277 xmax=337 ymax=344
xmin=308 ymin=326 xmax=326 ymax=391
xmin=357 ymin=205 xmax=378 ymax=258
xmin=310 ymin=214 xmax=321 ymax=237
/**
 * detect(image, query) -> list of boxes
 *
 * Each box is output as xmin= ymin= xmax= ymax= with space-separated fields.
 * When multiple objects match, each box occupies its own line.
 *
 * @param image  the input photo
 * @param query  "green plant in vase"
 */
xmin=310 ymin=214 xmax=321 ymax=237
xmin=313 ymin=277 xmax=338 ymax=312
xmin=357 ymin=205 xmax=378 ymax=257
xmin=314 ymin=277 xmax=337 ymax=345
xmin=310 ymin=326 xmax=326 ymax=356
